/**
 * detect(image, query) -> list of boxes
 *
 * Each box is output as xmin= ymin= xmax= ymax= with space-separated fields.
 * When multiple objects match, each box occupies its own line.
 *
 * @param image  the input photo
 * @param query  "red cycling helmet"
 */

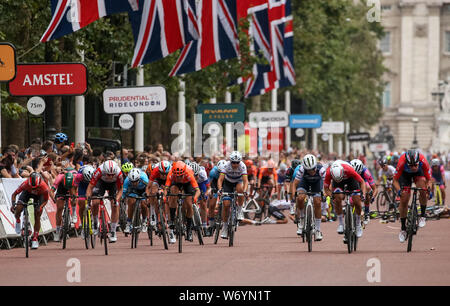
xmin=28 ymin=172 xmax=42 ymax=189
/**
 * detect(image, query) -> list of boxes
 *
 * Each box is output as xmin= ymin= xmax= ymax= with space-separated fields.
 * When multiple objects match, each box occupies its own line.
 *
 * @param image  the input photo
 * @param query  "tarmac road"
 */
xmin=1 ymin=209 xmax=449 ymax=286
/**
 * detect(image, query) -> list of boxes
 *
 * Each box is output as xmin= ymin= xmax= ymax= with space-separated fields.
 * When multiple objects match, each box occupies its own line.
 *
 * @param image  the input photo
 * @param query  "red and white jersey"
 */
xmin=90 ymin=161 xmax=123 ymax=188
xmin=323 ymin=160 xmax=364 ymax=188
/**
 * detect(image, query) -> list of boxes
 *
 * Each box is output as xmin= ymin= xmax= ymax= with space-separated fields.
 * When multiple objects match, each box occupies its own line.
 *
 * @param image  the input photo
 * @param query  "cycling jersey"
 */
xmin=378 ymin=165 xmax=396 ymax=180
xmin=285 ymin=167 xmax=295 ymax=183
xmin=277 ymin=169 xmax=287 ymax=184
xmin=123 ymin=171 xmax=149 ymax=198
xmin=294 ymin=164 xmax=326 ymax=183
xmin=323 ymin=161 xmax=365 ymax=189
xmin=196 ymin=166 xmax=210 ymax=194
xmin=220 ymin=161 xmax=247 ymax=184
xmin=431 ymin=165 xmax=446 ymax=185
xmin=360 ymin=167 xmax=375 ymax=186
xmin=165 ymin=166 xmax=199 ymax=188
xmin=394 ymin=153 xmax=431 ymax=181
xmin=74 ymin=173 xmax=90 ymax=199
xmin=258 ymin=167 xmax=278 ymax=182
xmin=13 ymin=179 xmax=50 ymax=201
xmin=148 ymin=165 xmax=168 ymax=186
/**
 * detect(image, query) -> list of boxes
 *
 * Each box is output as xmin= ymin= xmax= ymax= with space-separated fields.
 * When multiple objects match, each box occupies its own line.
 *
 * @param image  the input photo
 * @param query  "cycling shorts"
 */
xmin=17 ymin=191 xmax=45 ymax=209
xmin=92 ymin=180 xmax=118 ymax=198
xmin=398 ymin=169 xmax=426 ymax=188
xmin=268 ymin=206 xmax=286 ymax=221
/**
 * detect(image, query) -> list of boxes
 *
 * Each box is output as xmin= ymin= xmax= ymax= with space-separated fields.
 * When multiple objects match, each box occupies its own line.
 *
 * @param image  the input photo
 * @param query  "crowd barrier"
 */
xmin=0 ymin=178 xmax=112 ymax=250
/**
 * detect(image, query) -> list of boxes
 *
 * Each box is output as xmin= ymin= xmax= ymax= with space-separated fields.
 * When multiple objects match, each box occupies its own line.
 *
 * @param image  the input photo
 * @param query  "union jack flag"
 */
xmin=169 ymin=0 xmax=239 ymax=76
xmin=41 ymin=0 xmax=139 ymax=42
xmin=129 ymin=0 xmax=200 ymax=68
xmin=244 ymin=0 xmax=295 ymax=97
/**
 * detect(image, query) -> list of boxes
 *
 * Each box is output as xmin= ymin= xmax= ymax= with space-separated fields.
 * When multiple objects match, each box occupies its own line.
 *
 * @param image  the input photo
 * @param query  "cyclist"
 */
xmin=122 ymin=168 xmax=149 ymax=234
xmin=190 ymin=162 xmax=211 ymax=233
xmin=206 ymin=159 xmax=227 ymax=236
xmin=350 ymin=159 xmax=377 ymax=224
xmin=291 ymin=154 xmax=326 ymax=241
xmin=121 ymin=162 xmax=134 ymax=178
xmin=377 ymin=157 xmax=396 ymax=185
xmin=256 ymin=159 xmax=278 ymax=201
xmin=10 ymin=172 xmax=50 ymax=249
xmin=323 ymin=160 xmax=367 ymax=240
xmin=244 ymin=159 xmax=257 ymax=195
xmin=74 ymin=165 xmax=95 ymax=239
xmin=146 ymin=160 xmax=171 ymax=232
xmin=50 ymin=167 xmax=78 ymax=242
xmin=164 ymin=161 xmax=201 ymax=243
xmin=276 ymin=163 xmax=288 ymax=200
xmin=86 ymin=160 xmax=124 ymax=243
xmin=53 ymin=132 xmax=68 ymax=154
xmin=393 ymin=149 xmax=432 ymax=243
xmin=430 ymin=158 xmax=446 ymax=206
xmin=217 ymin=151 xmax=248 ymax=239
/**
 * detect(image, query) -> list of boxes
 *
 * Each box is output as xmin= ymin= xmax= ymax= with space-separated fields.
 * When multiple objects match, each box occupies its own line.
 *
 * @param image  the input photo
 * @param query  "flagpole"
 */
xmin=135 ymin=66 xmax=144 ymax=153
xmin=225 ymin=89 xmax=232 ymax=154
xmin=75 ymin=40 xmax=85 ymax=146
xmin=178 ymin=79 xmax=186 ymax=156
xmin=285 ymin=90 xmax=290 ymax=151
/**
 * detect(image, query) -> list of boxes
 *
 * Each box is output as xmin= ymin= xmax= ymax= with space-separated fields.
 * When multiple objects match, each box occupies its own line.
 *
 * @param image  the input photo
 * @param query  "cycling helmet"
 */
xmin=405 ymin=149 xmax=420 ymax=166
xmin=350 ymin=159 xmax=364 ymax=174
xmin=378 ymin=157 xmax=388 ymax=166
xmin=230 ymin=151 xmax=242 ymax=162
xmin=54 ymin=133 xmax=68 ymax=144
xmin=128 ymin=168 xmax=141 ymax=182
xmin=82 ymin=165 xmax=95 ymax=182
xmin=217 ymin=160 xmax=227 ymax=170
xmin=190 ymin=162 xmax=201 ymax=176
xmin=102 ymin=160 xmax=118 ymax=175
xmin=291 ymin=159 xmax=301 ymax=169
xmin=303 ymin=154 xmax=317 ymax=170
xmin=267 ymin=160 xmax=276 ymax=169
xmin=63 ymin=171 xmax=75 ymax=189
xmin=431 ymin=158 xmax=440 ymax=167
xmin=173 ymin=161 xmax=186 ymax=176
xmin=330 ymin=165 xmax=344 ymax=182
xmin=244 ymin=159 xmax=253 ymax=169
xmin=158 ymin=161 xmax=171 ymax=175
xmin=184 ymin=159 xmax=192 ymax=167
xmin=28 ymin=172 xmax=42 ymax=189
xmin=279 ymin=163 xmax=287 ymax=171
xmin=121 ymin=162 xmax=133 ymax=173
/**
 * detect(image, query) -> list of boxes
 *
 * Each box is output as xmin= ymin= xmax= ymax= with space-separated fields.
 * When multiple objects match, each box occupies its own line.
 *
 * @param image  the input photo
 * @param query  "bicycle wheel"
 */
xmin=345 ymin=205 xmax=353 ymax=254
xmin=306 ymin=204 xmax=313 ymax=252
xmin=158 ymin=205 xmax=168 ymax=250
xmin=228 ymin=203 xmax=235 ymax=247
xmin=353 ymin=213 xmax=358 ymax=252
xmin=177 ymin=204 xmax=183 ymax=253
xmin=83 ymin=212 xmax=89 ymax=250
xmin=62 ymin=203 xmax=70 ymax=250
xmin=101 ymin=209 xmax=108 ymax=255
xmin=89 ymin=210 xmax=96 ymax=249
xmin=119 ymin=200 xmax=127 ymax=233
xmin=214 ymin=202 xmax=222 ymax=245
xmin=243 ymin=199 xmax=259 ymax=220
xmin=407 ymin=205 xmax=417 ymax=253
xmin=131 ymin=201 xmax=141 ymax=249
xmin=24 ymin=210 xmax=29 ymax=258
xmin=376 ymin=193 xmax=388 ymax=215
xmin=193 ymin=204 xmax=204 ymax=246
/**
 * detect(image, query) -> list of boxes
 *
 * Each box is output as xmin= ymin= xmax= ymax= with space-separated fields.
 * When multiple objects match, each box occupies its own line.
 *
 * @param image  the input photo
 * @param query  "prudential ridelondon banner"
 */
xmin=103 ymin=85 xmax=167 ymax=114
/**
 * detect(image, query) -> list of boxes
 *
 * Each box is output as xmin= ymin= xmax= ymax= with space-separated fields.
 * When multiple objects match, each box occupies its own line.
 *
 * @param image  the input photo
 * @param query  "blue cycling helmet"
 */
xmin=54 ymin=133 xmax=68 ymax=144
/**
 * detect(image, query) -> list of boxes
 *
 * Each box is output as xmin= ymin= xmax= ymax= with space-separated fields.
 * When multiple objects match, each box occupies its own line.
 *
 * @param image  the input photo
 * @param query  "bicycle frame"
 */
xmin=90 ymin=196 xmax=115 ymax=255
xmin=333 ymin=190 xmax=357 ymax=254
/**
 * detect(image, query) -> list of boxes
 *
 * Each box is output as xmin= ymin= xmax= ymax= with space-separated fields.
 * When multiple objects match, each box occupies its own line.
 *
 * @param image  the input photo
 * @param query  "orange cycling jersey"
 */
xmin=258 ymin=167 xmax=278 ymax=182
xmin=165 ymin=167 xmax=199 ymax=189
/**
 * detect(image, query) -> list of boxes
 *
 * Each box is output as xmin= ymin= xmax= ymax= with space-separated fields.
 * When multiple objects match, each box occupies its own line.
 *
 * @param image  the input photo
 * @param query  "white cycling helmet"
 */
xmin=302 ymin=154 xmax=317 ymax=170
xmin=230 ymin=151 xmax=242 ymax=162
xmin=82 ymin=165 xmax=95 ymax=182
xmin=431 ymin=158 xmax=440 ymax=167
xmin=330 ymin=165 xmax=344 ymax=182
xmin=129 ymin=168 xmax=141 ymax=182
xmin=190 ymin=162 xmax=201 ymax=176
xmin=102 ymin=160 xmax=118 ymax=175
xmin=217 ymin=160 xmax=227 ymax=171
xmin=279 ymin=163 xmax=287 ymax=171
xmin=350 ymin=159 xmax=364 ymax=174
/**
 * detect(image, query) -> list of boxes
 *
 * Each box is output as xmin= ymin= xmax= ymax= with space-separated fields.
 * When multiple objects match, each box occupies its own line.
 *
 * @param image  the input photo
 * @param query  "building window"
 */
xmin=446 ymin=31 xmax=450 ymax=53
xmin=382 ymin=82 xmax=391 ymax=108
xmin=380 ymin=32 xmax=391 ymax=54
xmin=381 ymin=5 xmax=392 ymax=11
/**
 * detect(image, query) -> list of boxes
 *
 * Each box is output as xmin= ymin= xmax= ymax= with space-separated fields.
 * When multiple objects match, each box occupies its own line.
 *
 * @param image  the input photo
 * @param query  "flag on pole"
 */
xmin=129 ymin=0 xmax=200 ymax=68
xmin=169 ymin=0 xmax=239 ymax=76
xmin=41 ymin=0 xmax=139 ymax=42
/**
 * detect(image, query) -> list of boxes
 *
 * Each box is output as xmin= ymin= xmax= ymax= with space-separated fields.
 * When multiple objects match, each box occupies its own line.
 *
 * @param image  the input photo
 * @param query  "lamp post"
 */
xmin=412 ymin=117 xmax=419 ymax=149
xmin=431 ymin=80 xmax=448 ymax=111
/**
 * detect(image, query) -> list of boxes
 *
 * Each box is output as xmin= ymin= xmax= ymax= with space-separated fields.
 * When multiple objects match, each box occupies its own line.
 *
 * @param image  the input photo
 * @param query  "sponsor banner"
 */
xmin=0 ymin=43 xmax=17 ymax=82
xmin=249 ymin=111 xmax=289 ymax=128
xmin=347 ymin=132 xmax=371 ymax=142
xmin=8 ymin=63 xmax=88 ymax=96
xmin=316 ymin=121 xmax=345 ymax=134
xmin=196 ymin=103 xmax=245 ymax=123
xmin=289 ymin=114 xmax=322 ymax=128
xmin=103 ymin=86 xmax=167 ymax=114
xmin=262 ymin=127 xmax=284 ymax=153
xmin=369 ymin=143 xmax=389 ymax=152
